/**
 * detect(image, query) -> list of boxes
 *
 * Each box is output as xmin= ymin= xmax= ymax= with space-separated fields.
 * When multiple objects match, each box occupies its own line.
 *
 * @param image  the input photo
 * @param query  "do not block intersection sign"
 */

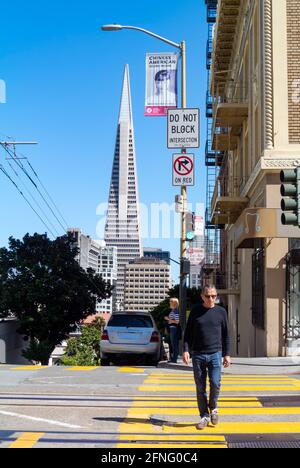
xmin=167 ymin=108 xmax=200 ymax=149
xmin=173 ymin=154 xmax=195 ymax=186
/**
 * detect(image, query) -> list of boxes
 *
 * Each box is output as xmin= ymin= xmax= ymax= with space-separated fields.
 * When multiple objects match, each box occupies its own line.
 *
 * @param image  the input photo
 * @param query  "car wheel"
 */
xmin=100 ymin=358 xmax=110 ymax=366
xmin=148 ymin=355 xmax=160 ymax=367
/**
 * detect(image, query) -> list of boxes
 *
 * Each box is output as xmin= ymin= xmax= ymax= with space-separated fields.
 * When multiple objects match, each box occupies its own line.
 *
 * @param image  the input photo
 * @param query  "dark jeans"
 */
xmin=169 ymin=326 xmax=179 ymax=363
xmin=192 ymin=352 xmax=222 ymax=418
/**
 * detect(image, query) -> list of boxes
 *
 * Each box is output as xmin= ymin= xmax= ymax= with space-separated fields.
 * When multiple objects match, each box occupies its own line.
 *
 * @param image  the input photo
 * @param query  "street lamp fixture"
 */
xmin=101 ymin=23 xmax=188 ymax=333
xmin=101 ymin=24 xmax=123 ymax=31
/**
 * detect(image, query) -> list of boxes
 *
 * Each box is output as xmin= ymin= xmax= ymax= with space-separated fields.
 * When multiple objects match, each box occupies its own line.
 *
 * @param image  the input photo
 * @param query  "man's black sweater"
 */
xmin=183 ymin=304 xmax=230 ymax=357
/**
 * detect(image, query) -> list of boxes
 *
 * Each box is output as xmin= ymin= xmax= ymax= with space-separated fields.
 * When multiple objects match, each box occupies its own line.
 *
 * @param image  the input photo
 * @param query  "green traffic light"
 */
xmin=280 ymin=169 xmax=297 ymax=182
xmin=281 ymin=212 xmax=298 ymax=226
xmin=186 ymin=232 xmax=195 ymax=241
xmin=281 ymin=198 xmax=298 ymax=211
xmin=280 ymin=167 xmax=300 ymax=228
xmin=280 ymin=183 xmax=297 ymax=197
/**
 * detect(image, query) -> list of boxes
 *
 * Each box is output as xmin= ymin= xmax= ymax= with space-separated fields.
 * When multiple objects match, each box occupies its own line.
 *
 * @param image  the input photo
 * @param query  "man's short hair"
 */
xmin=201 ymin=284 xmax=217 ymax=295
xmin=155 ymin=70 xmax=170 ymax=81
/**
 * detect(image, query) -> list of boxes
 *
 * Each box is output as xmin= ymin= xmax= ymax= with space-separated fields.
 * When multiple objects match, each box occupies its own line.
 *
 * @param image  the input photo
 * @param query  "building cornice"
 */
xmin=241 ymin=155 xmax=300 ymax=198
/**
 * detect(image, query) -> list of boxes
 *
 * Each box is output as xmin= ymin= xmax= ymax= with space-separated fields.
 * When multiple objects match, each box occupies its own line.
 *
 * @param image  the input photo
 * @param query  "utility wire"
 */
xmin=1 ymin=144 xmax=67 ymax=233
xmin=0 ymin=136 xmax=69 ymax=229
xmin=26 ymin=160 xmax=69 ymax=228
xmin=6 ymin=160 xmax=60 ymax=237
xmin=0 ymin=165 xmax=56 ymax=238
xmin=6 ymin=144 xmax=69 ymax=228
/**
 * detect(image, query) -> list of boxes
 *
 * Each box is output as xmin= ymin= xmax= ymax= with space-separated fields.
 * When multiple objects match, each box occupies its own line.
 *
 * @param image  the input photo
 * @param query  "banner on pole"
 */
xmin=145 ymin=53 xmax=178 ymax=117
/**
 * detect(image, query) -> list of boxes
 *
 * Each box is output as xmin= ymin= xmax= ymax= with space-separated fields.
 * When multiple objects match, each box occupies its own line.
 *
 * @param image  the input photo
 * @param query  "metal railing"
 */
xmin=211 ymin=176 xmax=244 ymax=210
xmin=202 ymin=272 xmax=240 ymax=291
xmin=213 ymin=84 xmax=249 ymax=105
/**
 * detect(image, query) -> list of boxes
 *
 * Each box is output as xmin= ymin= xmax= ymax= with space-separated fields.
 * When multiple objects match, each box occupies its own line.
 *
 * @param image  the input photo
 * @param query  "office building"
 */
xmin=104 ymin=65 xmax=143 ymax=309
xmin=143 ymin=248 xmax=171 ymax=265
xmin=67 ymin=228 xmax=117 ymax=317
xmin=205 ymin=0 xmax=300 ymax=356
xmin=124 ymin=258 xmax=171 ymax=313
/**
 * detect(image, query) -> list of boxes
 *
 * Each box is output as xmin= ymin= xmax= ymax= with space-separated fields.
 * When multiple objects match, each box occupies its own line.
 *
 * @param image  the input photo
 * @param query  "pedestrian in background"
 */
xmin=182 ymin=285 xmax=231 ymax=430
xmin=164 ymin=298 xmax=181 ymax=364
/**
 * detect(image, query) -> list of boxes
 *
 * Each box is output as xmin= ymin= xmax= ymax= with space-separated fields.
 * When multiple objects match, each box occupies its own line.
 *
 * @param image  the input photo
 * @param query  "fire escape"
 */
xmin=203 ymin=0 xmax=224 ymax=285
xmin=203 ymin=0 xmax=246 ymax=296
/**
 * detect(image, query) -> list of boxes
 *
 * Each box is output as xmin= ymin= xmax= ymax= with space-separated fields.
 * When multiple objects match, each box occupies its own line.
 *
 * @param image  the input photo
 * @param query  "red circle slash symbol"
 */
xmin=174 ymin=156 xmax=193 ymax=176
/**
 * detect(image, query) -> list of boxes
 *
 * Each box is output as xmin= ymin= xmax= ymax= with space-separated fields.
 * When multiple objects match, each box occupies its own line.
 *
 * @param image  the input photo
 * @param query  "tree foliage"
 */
xmin=150 ymin=285 xmax=202 ymax=335
xmin=60 ymin=324 xmax=102 ymax=367
xmin=0 ymin=233 xmax=113 ymax=365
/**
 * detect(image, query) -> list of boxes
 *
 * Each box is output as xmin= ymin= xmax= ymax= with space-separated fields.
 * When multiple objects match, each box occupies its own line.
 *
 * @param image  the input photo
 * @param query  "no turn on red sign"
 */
xmin=173 ymin=154 xmax=195 ymax=186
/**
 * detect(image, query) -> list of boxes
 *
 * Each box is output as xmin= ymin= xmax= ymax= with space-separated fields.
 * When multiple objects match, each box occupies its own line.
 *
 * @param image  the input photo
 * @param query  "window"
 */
xmin=252 ymin=242 xmax=265 ymax=329
xmin=286 ymin=239 xmax=300 ymax=341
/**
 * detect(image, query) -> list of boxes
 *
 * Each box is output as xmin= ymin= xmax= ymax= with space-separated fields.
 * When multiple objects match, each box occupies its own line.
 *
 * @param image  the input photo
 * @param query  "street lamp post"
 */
xmin=101 ymin=24 xmax=188 ymax=334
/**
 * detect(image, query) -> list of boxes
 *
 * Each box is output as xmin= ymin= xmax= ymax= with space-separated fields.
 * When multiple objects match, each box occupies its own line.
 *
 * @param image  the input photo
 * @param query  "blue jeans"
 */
xmin=192 ymin=352 xmax=222 ymax=418
xmin=169 ymin=326 xmax=179 ymax=363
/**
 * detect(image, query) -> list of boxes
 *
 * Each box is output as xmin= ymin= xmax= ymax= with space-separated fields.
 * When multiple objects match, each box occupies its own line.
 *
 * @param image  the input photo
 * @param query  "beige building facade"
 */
xmin=124 ymin=258 xmax=171 ymax=313
xmin=208 ymin=0 xmax=300 ymax=357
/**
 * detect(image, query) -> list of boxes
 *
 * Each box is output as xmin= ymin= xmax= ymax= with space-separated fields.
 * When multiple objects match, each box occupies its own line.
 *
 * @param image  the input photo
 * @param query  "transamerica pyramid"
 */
xmin=104 ymin=65 xmax=143 ymax=309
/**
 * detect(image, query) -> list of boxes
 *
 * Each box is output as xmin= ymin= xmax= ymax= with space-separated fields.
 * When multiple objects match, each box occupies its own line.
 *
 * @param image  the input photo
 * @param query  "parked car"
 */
xmin=100 ymin=311 xmax=162 ymax=366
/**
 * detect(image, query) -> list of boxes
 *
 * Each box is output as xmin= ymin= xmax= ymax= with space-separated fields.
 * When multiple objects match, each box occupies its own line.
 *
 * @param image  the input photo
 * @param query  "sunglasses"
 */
xmin=204 ymin=295 xmax=217 ymax=299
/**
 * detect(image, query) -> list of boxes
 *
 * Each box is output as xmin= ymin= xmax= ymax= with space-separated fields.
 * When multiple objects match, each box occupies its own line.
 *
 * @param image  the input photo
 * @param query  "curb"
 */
xmin=158 ymin=361 xmax=192 ymax=372
xmin=158 ymin=361 xmax=300 ymax=375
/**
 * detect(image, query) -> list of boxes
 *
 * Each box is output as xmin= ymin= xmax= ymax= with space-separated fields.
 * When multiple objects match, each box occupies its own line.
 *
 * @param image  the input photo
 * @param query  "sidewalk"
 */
xmin=158 ymin=357 xmax=300 ymax=375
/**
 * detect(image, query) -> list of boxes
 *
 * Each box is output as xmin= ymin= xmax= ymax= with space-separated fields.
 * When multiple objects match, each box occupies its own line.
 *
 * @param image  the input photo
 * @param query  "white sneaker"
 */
xmin=210 ymin=409 xmax=219 ymax=426
xmin=196 ymin=417 xmax=210 ymax=430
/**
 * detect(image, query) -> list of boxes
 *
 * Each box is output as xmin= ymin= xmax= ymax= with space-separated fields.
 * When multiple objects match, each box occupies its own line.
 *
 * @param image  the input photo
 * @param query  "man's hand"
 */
xmin=182 ymin=352 xmax=190 ymax=366
xmin=223 ymin=356 xmax=231 ymax=368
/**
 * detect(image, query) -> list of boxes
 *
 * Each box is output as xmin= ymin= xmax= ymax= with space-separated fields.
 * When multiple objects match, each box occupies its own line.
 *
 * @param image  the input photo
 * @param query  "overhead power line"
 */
xmin=0 ymin=165 xmax=56 ymax=238
xmin=26 ymin=160 xmax=69 ymax=228
xmin=1 ymin=143 xmax=67 ymax=233
xmin=6 ymin=160 xmax=61 ymax=237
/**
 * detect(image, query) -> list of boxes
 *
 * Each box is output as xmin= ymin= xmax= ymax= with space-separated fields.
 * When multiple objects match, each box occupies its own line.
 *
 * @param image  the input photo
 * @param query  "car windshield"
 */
xmin=108 ymin=315 xmax=153 ymax=328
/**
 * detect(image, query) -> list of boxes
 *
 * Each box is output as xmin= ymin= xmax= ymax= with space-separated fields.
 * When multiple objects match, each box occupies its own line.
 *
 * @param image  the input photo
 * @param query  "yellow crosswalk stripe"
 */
xmin=144 ymin=379 xmax=300 ymax=385
xmin=132 ymin=401 xmax=262 ymax=408
xmin=118 ymin=367 xmax=145 ymax=373
xmin=147 ymin=376 xmax=300 ymax=384
xmin=116 ymin=443 xmax=227 ymax=448
xmin=150 ymin=373 xmax=296 ymax=378
xmin=9 ymin=433 xmax=44 ymax=449
xmin=138 ymin=385 xmax=300 ymax=392
xmin=117 ymin=370 xmax=300 ymax=448
xmin=119 ymin=421 xmax=300 ymax=434
xmin=118 ymin=434 xmax=226 ymax=442
xmin=127 ymin=407 xmax=300 ymax=417
xmin=133 ymin=396 xmax=259 ymax=401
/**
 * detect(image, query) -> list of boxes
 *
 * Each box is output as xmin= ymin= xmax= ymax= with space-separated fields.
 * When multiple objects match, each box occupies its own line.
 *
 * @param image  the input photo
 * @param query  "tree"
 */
xmin=150 ymin=285 xmax=201 ymax=335
xmin=60 ymin=325 xmax=101 ymax=367
xmin=0 ymin=233 xmax=113 ymax=365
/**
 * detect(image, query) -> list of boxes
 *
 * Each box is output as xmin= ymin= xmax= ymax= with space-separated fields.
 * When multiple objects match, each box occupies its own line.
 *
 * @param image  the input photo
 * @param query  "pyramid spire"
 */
xmin=118 ymin=65 xmax=133 ymax=125
xmin=105 ymin=65 xmax=142 ymax=309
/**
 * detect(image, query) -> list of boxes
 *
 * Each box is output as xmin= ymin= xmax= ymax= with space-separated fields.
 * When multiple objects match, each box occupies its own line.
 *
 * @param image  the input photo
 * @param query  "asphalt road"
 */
xmin=1 ymin=364 xmax=300 ymax=449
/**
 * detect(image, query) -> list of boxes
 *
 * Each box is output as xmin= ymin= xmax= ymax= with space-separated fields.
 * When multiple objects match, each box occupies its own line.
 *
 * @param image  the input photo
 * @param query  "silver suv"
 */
xmin=100 ymin=311 xmax=162 ymax=366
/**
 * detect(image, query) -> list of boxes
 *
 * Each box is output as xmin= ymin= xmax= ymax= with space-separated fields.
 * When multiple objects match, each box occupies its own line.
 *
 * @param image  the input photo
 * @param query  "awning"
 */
xmin=235 ymin=208 xmax=300 ymax=248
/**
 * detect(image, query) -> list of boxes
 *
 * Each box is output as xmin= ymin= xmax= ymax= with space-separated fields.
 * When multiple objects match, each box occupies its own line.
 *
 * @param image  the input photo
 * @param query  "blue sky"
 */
xmin=0 ymin=0 xmax=208 ymax=281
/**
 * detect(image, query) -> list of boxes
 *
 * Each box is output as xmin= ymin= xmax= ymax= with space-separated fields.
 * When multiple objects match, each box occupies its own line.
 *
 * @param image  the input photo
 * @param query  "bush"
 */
xmin=60 ymin=325 xmax=101 ymax=366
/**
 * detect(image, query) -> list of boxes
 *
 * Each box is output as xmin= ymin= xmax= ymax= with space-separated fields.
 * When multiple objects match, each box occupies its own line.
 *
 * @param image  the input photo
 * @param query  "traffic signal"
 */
xmin=280 ymin=168 xmax=300 ymax=227
xmin=181 ymin=258 xmax=191 ymax=275
xmin=186 ymin=211 xmax=195 ymax=241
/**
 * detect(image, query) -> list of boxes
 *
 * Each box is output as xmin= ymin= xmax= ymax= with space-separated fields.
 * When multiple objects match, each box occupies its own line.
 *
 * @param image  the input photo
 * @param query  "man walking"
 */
xmin=182 ymin=285 xmax=231 ymax=430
